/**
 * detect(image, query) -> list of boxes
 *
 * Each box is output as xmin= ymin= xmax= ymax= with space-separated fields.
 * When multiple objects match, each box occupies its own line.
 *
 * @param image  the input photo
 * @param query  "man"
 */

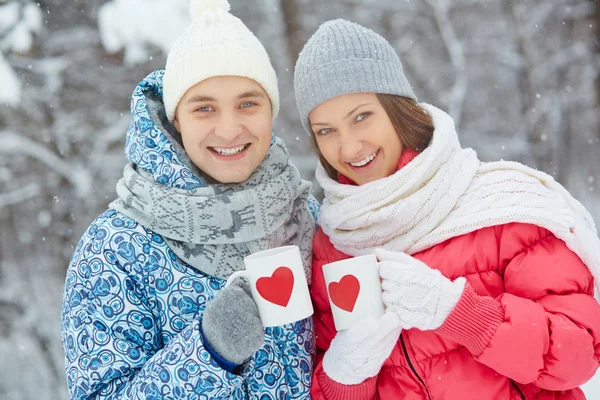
xmin=61 ymin=1 xmax=317 ymax=398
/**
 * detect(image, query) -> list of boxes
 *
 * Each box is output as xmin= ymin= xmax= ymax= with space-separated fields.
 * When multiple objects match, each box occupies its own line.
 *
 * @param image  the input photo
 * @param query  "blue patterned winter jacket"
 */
xmin=61 ymin=71 xmax=319 ymax=399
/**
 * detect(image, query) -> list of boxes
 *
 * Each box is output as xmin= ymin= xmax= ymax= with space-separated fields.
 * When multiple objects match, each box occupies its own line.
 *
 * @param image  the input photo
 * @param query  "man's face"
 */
xmin=174 ymin=76 xmax=273 ymax=183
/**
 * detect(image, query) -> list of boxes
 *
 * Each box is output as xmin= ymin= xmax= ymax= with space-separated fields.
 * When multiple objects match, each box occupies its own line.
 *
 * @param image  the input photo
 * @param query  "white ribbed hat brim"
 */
xmin=164 ymin=47 xmax=279 ymax=122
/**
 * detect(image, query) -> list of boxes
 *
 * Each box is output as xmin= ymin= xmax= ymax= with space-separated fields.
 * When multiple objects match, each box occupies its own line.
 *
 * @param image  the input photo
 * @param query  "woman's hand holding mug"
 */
xmin=375 ymin=248 xmax=466 ymax=331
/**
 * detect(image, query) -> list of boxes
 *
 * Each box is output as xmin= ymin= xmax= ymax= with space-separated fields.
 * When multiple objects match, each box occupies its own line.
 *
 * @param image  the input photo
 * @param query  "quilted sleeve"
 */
xmin=436 ymin=224 xmax=600 ymax=391
xmin=61 ymin=224 xmax=245 ymax=399
xmin=244 ymin=317 xmax=315 ymax=398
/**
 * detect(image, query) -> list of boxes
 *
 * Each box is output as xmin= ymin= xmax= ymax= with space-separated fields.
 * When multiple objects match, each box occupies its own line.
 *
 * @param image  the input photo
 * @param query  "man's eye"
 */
xmin=241 ymin=101 xmax=256 ymax=108
xmin=196 ymin=106 xmax=212 ymax=112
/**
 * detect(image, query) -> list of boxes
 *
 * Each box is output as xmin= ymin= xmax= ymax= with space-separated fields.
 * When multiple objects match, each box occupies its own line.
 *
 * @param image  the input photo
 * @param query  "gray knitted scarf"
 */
xmin=110 ymin=137 xmax=315 ymax=281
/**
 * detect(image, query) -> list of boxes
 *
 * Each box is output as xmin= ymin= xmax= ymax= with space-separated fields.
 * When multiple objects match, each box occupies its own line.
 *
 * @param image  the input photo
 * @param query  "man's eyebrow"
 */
xmin=185 ymin=91 xmax=266 ymax=104
xmin=185 ymin=95 xmax=217 ymax=104
xmin=237 ymin=91 xmax=267 ymax=99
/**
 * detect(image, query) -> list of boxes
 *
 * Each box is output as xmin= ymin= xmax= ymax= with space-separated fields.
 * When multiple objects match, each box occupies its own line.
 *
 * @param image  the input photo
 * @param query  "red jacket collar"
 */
xmin=337 ymin=147 xmax=421 ymax=185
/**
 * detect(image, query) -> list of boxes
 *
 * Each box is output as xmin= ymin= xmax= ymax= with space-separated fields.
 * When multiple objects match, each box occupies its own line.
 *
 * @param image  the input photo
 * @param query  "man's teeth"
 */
xmin=350 ymin=151 xmax=377 ymax=167
xmin=212 ymin=145 xmax=247 ymax=156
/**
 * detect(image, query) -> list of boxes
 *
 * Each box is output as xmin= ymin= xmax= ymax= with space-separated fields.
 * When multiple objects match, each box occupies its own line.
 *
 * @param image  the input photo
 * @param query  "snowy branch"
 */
xmin=0 ymin=52 xmax=21 ymax=105
xmin=425 ymin=0 xmax=468 ymax=127
xmin=0 ymin=1 xmax=43 ymax=105
xmin=0 ymin=14 xmax=19 ymax=40
xmin=452 ymin=0 xmax=500 ymax=9
xmin=0 ymin=132 xmax=92 ymax=197
xmin=331 ymin=0 xmax=414 ymax=10
xmin=508 ymin=0 xmax=541 ymax=141
xmin=396 ymin=32 xmax=418 ymax=55
xmin=89 ymin=114 xmax=130 ymax=171
xmin=98 ymin=0 xmax=188 ymax=65
xmin=465 ymin=46 xmax=524 ymax=69
xmin=558 ymin=2 xmax=596 ymax=20
xmin=0 ymin=183 xmax=41 ymax=209
xmin=525 ymin=1 xmax=562 ymax=34
xmin=533 ymin=43 xmax=590 ymax=84
xmin=9 ymin=55 xmax=70 ymax=95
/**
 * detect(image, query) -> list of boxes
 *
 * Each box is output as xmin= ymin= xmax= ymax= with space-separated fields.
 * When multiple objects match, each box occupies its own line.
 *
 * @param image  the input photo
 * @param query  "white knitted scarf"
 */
xmin=317 ymin=104 xmax=600 ymax=295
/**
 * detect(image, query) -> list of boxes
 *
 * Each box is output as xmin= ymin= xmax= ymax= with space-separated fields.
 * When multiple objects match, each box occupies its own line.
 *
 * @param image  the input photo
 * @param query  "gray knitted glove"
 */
xmin=202 ymin=279 xmax=265 ymax=365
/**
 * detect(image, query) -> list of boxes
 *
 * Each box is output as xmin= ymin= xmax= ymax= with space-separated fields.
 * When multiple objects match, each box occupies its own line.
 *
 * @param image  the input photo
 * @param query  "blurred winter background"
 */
xmin=0 ymin=0 xmax=599 ymax=398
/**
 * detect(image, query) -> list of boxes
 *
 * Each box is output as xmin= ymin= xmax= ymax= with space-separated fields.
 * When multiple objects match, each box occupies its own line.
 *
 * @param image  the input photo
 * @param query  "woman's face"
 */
xmin=309 ymin=93 xmax=403 ymax=185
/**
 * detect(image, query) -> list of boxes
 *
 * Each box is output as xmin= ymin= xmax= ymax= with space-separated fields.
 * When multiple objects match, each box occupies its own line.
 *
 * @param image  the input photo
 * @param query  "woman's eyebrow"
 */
xmin=344 ymin=103 xmax=371 ymax=119
xmin=312 ymin=102 xmax=373 ymax=126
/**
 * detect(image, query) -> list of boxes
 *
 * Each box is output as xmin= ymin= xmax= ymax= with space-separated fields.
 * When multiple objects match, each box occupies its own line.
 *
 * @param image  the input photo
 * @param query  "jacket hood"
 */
xmin=125 ymin=69 xmax=207 ymax=190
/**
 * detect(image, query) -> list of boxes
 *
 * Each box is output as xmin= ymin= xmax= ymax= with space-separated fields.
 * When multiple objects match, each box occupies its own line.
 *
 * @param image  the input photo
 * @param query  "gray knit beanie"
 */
xmin=294 ymin=19 xmax=417 ymax=134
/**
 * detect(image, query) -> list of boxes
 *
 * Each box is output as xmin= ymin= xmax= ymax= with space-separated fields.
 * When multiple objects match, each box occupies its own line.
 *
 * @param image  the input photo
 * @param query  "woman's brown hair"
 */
xmin=310 ymin=95 xmax=435 ymax=180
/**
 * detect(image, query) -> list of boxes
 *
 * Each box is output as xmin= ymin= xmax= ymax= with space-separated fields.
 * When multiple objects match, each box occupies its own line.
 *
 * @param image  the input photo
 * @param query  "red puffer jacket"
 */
xmin=310 ymin=150 xmax=600 ymax=400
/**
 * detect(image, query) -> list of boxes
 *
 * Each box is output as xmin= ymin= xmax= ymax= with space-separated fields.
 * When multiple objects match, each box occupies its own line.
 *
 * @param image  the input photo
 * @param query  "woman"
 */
xmin=294 ymin=19 xmax=600 ymax=399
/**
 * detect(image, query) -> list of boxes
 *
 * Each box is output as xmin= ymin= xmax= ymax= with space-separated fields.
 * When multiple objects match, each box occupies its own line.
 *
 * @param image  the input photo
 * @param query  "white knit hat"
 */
xmin=163 ymin=0 xmax=279 ymax=122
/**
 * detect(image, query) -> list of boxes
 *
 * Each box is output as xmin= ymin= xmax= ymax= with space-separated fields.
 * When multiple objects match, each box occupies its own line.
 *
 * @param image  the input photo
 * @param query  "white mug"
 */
xmin=226 ymin=245 xmax=314 ymax=327
xmin=322 ymin=254 xmax=385 ymax=331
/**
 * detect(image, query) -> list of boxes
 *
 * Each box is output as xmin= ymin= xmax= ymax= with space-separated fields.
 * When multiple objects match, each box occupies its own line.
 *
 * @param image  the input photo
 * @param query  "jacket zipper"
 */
xmin=400 ymin=337 xmax=525 ymax=400
xmin=400 ymin=335 xmax=433 ymax=400
xmin=510 ymin=380 xmax=526 ymax=400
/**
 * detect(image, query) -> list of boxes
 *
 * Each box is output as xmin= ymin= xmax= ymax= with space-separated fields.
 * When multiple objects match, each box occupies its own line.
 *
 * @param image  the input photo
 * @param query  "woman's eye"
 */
xmin=356 ymin=112 xmax=371 ymax=122
xmin=317 ymin=128 xmax=332 ymax=136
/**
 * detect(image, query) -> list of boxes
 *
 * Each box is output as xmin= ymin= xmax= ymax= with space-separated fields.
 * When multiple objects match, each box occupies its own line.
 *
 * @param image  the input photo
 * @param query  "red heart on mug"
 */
xmin=256 ymin=266 xmax=294 ymax=307
xmin=328 ymin=275 xmax=360 ymax=312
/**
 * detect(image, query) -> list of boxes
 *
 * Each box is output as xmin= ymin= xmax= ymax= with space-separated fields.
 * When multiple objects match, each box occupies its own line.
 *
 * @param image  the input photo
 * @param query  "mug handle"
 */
xmin=225 ymin=270 xmax=249 ymax=288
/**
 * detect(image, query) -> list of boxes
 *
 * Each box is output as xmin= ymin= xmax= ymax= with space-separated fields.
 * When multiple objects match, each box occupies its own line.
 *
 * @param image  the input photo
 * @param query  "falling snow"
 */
xmin=1 ymin=0 xmax=599 ymax=398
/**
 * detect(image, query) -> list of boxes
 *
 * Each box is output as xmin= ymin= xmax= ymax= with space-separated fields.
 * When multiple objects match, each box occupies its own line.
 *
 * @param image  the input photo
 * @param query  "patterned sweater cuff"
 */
xmin=435 ymin=284 xmax=505 ymax=356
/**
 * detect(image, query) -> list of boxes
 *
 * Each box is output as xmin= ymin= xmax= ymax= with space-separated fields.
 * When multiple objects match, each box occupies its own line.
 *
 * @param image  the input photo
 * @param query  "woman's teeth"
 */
xmin=350 ymin=151 xmax=378 ymax=167
xmin=212 ymin=145 xmax=247 ymax=156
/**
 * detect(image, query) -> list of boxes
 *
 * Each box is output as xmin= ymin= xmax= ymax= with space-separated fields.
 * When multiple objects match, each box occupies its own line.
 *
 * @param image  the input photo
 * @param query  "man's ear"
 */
xmin=173 ymin=114 xmax=181 ymax=132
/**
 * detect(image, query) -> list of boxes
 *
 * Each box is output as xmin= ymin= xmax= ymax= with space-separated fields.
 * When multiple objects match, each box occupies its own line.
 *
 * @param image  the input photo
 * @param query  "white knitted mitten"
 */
xmin=375 ymin=248 xmax=466 ymax=331
xmin=322 ymin=312 xmax=402 ymax=385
